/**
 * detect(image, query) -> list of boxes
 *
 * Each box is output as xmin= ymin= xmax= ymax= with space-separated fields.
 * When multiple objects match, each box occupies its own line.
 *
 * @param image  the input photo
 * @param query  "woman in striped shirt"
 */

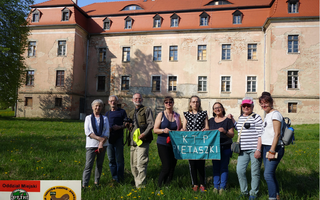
xmin=229 ymin=97 xmax=263 ymax=200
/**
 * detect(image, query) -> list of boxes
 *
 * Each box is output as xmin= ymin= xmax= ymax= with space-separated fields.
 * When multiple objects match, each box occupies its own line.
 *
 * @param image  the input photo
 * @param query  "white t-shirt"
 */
xmin=261 ymin=110 xmax=283 ymax=145
xmin=84 ymin=115 xmax=110 ymax=148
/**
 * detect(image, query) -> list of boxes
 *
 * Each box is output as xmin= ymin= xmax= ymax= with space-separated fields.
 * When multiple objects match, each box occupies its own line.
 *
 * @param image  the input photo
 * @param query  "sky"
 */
xmin=33 ymin=0 xmax=128 ymax=7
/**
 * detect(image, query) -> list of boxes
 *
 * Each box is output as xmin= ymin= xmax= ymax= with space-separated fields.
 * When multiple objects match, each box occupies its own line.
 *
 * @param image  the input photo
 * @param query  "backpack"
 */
xmin=280 ymin=117 xmax=295 ymax=145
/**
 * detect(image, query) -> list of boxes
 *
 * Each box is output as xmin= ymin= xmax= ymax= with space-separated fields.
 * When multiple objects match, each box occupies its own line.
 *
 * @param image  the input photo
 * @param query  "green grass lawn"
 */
xmin=0 ymin=117 xmax=318 ymax=200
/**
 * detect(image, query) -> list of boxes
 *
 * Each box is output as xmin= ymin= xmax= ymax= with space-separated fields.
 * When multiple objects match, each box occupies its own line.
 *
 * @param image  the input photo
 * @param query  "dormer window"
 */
xmin=61 ymin=8 xmax=70 ymax=21
xmin=32 ymin=9 xmax=40 ymax=22
xmin=200 ymin=12 xmax=209 ymax=26
xmin=122 ymin=4 xmax=143 ymax=11
xmin=103 ymin=17 xmax=111 ymax=30
xmin=232 ymin=10 xmax=243 ymax=24
xmin=170 ymin=13 xmax=180 ymax=27
xmin=288 ymin=0 xmax=299 ymax=13
xmin=206 ymin=0 xmax=232 ymax=6
xmin=125 ymin=16 xmax=133 ymax=29
xmin=153 ymin=14 xmax=162 ymax=28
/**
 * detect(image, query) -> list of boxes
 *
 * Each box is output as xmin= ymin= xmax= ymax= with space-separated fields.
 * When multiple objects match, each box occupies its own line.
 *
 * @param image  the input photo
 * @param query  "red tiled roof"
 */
xmin=31 ymin=0 xmax=76 ymax=7
xmin=81 ymin=0 xmax=273 ymax=16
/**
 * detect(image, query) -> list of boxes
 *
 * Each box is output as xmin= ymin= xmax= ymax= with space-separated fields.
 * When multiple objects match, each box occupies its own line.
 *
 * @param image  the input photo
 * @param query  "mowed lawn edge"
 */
xmin=0 ymin=116 xmax=318 ymax=200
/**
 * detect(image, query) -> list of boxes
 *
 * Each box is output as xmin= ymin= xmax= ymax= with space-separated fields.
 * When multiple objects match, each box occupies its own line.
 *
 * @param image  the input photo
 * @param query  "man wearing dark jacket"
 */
xmin=127 ymin=93 xmax=154 ymax=188
xmin=105 ymin=95 xmax=127 ymax=183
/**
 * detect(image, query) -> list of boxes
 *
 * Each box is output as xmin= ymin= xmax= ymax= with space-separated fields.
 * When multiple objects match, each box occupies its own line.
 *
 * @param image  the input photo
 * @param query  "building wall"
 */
xmin=17 ymin=26 xmax=87 ymax=119
xmin=265 ymin=19 xmax=319 ymax=124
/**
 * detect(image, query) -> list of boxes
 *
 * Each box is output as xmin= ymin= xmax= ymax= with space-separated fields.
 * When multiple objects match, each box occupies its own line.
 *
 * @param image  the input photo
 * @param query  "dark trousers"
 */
xmin=188 ymin=160 xmax=206 ymax=186
xmin=157 ymin=143 xmax=177 ymax=187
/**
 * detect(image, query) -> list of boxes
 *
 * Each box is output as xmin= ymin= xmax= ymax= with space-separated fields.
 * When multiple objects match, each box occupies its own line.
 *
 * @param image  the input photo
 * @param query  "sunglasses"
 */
xmin=164 ymin=101 xmax=173 ymax=104
xmin=242 ymin=104 xmax=252 ymax=108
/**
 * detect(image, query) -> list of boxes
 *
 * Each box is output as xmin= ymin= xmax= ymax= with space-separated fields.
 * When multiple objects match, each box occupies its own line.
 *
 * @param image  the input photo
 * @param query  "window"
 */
xmin=170 ymin=14 xmax=179 ymax=27
xmin=97 ymin=76 xmax=105 ymax=91
xmin=61 ymin=8 xmax=70 ymax=21
xmin=28 ymin=41 xmax=36 ymax=57
xmin=222 ymin=44 xmax=231 ymax=60
xmin=233 ymin=15 xmax=241 ymax=24
xmin=56 ymin=70 xmax=65 ymax=87
xmin=288 ymin=103 xmax=297 ymax=113
xmin=221 ymin=76 xmax=231 ymax=92
xmin=198 ymin=45 xmax=207 ymax=61
xmin=169 ymin=46 xmax=178 ymax=61
xmin=288 ymin=35 xmax=299 ymax=53
xmin=206 ymin=0 xmax=232 ymax=5
xmin=232 ymin=10 xmax=243 ymax=25
xmin=26 ymin=70 xmax=34 ymax=86
xmin=103 ymin=18 xmax=111 ymax=30
xmin=99 ymin=48 xmax=106 ymax=62
xmin=152 ymin=76 xmax=161 ymax=92
xmin=57 ymin=40 xmax=66 ymax=56
xmin=122 ymin=47 xmax=130 ymax=62
xmin=122 ymin=5 xmax=143 ymax=11
xmin=288 ymin=71 xmax=299 ymax=89
xmin=125 ymin=17 xmax=133 ymax=29
xmin=153 ymin=46 xmax=161 ymax=61
xmin=168 ymin=76 xmax=177 ymax=91
xmin=153 ymin=15 xmax=161 ymax=28
xmin=32 ymin=9 xmax=40 ymax=22
xmin=248 ymin=44 xmax=257 ymax=60
xmin=247 ymin=76 xmax=256 ymax=93
xmin=25 ymin=97 xmax=32 ymax=106
xmin=200 ymin=12 xmax=209 ymax=26
xmin=198 ymin=76 xmax=207 ymax=92
xmin=288 ymin=0 xmax=299 ymax=13
xmin=55 ymin=98 xmax=62 ymax=107
xmin=121 ymin=76 xmax=130 ymax=90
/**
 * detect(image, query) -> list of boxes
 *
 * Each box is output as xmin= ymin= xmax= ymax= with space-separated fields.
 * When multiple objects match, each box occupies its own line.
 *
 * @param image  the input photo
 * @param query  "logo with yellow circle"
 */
xmin=43 ymin=186 xmax=76 ymax=200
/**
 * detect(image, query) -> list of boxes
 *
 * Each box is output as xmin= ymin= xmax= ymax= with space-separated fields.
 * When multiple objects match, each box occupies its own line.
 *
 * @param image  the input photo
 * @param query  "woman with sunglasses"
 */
xmin=153 ymin=96 xmax=181 ymax=188
xmin=229 ymin=97 xmax=263 ymax=199
xmin=181 ymin=95 xmax=209 ymax=192
xmin=259 ymin=92 xmax=284 ymax=200
xmin=209 ymin=102 xmax=234 ymax=194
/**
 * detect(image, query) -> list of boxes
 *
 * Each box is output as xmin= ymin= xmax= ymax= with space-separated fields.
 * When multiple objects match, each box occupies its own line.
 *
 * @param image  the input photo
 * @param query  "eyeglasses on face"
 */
xmin=242 ymin=104 xmax=252 ymax=108
xmin=164 ymin=101 xmax=173 ymax=104
xmin=213 ymin=107 xmax=222 ymax=110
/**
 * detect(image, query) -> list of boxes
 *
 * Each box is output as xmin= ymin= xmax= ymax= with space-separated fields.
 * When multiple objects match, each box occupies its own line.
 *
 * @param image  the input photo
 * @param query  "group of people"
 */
xmin=82 ymin=92 xmax=284 ymax=200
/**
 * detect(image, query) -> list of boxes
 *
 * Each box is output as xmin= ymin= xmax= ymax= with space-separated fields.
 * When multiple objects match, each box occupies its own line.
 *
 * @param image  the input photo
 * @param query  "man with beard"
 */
xmin=105 ymin=95 xmax=127 ymax=183
xmin=127 ymin=93 xmax=154 ymax=188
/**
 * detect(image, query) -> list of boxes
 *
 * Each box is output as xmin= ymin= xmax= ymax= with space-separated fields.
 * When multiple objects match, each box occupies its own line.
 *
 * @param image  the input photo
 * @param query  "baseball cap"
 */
xmin=241 ymin=97 xmax=254 ymax=105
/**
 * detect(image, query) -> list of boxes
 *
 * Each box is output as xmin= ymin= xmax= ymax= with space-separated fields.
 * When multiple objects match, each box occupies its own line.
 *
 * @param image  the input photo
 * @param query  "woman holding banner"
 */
xmin=153 ymin=96 xmax=181 ymax=188
xmin=181 ymin=95 xmax=209 ymax=192
xmin=209 ymin=102 xmax=234 ymax=194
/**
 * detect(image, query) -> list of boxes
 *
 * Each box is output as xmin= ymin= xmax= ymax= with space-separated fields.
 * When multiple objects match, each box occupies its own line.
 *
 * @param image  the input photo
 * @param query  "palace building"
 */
xmin=17 ymin=0 xmax=319 ymax=124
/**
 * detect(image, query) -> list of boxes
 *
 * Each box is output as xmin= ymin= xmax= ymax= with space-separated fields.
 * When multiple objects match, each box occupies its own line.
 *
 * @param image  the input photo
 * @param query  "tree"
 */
xmin=0 ymin=0 xmax=34 ymax=109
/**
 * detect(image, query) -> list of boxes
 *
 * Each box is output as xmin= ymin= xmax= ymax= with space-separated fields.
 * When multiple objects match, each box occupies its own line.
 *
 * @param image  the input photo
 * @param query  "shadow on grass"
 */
xmin=0 ymin=116 xmax=82 ymax=123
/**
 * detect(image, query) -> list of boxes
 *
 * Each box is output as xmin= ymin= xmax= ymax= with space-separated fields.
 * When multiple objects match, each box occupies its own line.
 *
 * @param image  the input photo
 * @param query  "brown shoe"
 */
xmin=276 ymin=194 xmax=281 ymax=200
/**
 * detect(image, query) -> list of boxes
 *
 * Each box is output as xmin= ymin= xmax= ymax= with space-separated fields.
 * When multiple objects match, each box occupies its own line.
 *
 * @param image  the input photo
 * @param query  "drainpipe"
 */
xmin=263 ymin=27 xmax=267 ymax=91
xmin=84 ymin=35 xmax=90 ymax=116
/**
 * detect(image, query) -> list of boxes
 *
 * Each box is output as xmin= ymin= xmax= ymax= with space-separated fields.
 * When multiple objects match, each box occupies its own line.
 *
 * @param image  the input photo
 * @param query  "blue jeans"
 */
xmin=262 ymin=145 xmax=284 ymax=199
xmin=237 ymin=149 xmax=262 ymax=196
xmin=107 ymin=137 xmax=124 ymax=182
xmin=212 ymin=148 xmax=232 ymax=189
